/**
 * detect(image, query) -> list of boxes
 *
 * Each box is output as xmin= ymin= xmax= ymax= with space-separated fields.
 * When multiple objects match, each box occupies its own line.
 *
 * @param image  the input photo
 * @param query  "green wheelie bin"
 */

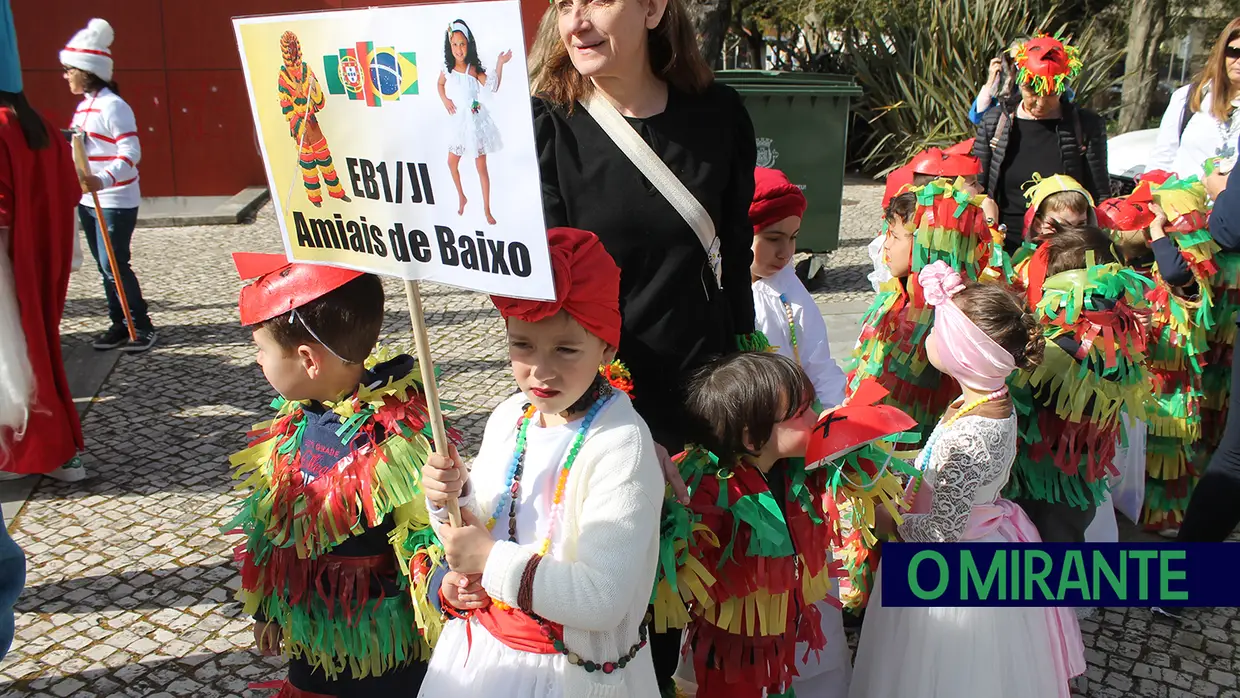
xmin=716 ymin=70 xmax=862 ymax=253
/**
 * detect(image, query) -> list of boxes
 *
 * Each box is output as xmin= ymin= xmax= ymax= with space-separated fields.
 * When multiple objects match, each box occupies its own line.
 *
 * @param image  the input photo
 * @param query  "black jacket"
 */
xmin=974 ymin=101 xmax=1110 ymax=206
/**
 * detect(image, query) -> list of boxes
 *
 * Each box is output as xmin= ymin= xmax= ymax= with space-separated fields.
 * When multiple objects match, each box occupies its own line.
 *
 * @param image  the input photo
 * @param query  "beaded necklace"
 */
xmin=481 ymin=382 xmax=650 ymax=674
xmin=780 ymin=293 xmax=801 ymax=364
xmin=903 ymin=389 xmax=1009 ymax=508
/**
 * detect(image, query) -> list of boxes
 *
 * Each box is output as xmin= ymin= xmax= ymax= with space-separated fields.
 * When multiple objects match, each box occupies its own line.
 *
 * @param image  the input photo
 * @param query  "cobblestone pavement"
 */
xmin=1 ymin=186 xmax=1237 ymax=697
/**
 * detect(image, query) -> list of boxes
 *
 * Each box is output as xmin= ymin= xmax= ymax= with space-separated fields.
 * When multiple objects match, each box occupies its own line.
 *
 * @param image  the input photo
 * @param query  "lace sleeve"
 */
xmin=897 ymin=428 xmax=991 ymax=543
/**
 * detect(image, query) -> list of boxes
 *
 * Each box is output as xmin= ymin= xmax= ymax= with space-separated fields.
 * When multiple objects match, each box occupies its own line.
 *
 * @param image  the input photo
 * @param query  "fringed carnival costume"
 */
xmin=849 ymin=177 xmax=1011 ymax=439
xmin=1103 ymin=174 xmax=1219 ymax=529
xmin=1003 ymin=252 xmax=1151 ymax=513
xmin=652 ymin=384 xmax=915 ymax=695
xmin=225 ymin=254 xmax=450 ymax=693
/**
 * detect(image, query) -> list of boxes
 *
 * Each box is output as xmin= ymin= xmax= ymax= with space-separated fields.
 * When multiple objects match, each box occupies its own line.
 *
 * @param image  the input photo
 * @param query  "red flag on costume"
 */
xmin=750 ymin=167 xmax=807 ymax=233
xmin=232 ymin=252 xmax=364 ymax=326
xmin=491 ymin=228 xmax=622 ymax=348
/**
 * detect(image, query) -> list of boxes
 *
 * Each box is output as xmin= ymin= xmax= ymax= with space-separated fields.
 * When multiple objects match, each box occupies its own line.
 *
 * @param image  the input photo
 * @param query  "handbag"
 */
xmin=582 ymin=92 xmax=722 ymax=289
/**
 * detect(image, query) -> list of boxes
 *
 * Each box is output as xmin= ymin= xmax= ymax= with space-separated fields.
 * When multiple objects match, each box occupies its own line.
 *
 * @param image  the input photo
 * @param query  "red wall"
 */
xmin=16 ymin=0 xmax=546 ymax=197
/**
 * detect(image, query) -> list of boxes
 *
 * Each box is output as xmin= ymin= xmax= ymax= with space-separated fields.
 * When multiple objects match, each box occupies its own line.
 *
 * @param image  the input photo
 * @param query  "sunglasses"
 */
xmin=1227 ymin=45 xmax=1240 ymax=60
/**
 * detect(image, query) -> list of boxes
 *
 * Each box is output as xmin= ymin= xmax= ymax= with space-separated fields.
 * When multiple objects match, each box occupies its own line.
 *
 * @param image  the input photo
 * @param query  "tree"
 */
xmin=1117 ymin=0 xmax=1169 ymax=134
xmin=684 ymin=0 xmax=734 ymax=68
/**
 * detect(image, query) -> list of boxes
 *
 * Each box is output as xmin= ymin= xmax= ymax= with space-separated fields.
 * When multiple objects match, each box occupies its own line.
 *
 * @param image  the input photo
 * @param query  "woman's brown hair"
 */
xmin=1189 ymin=18 xmax=1240 ymax=124
xmin=529 ymin=0 xmax=713 ymax=108
xmin=953 ymin=283 xmax=1045 ymax=370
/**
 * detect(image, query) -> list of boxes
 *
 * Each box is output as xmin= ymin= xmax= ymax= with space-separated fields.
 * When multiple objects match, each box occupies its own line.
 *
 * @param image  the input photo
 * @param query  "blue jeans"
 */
xmin=0 ymin=524 xmax=25 ymax=660
xmin=78 ymin=205 xmax=152 ymax=330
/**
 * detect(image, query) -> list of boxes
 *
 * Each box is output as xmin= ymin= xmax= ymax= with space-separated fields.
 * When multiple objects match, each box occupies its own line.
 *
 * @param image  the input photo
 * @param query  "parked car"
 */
xmin=1107 ymin=128 xmax=1159 ymax=196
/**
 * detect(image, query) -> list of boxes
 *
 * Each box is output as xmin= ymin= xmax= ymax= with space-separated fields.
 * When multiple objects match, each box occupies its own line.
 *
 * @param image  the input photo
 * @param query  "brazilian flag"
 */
xmin=324 ymin=42 xmax=417 ymax=107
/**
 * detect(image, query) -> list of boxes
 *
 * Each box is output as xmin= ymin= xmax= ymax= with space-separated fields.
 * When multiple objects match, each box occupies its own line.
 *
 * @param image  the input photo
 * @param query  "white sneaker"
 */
xmin=46 ymin=456 xmax=88 ymax=482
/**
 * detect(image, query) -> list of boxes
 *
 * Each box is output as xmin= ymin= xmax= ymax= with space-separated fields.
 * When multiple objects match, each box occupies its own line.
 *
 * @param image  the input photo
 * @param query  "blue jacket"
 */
xmin=0 ymin=522 xmax=25 ymax=660
xmin=1211 ymin=167 xmax=1240 ymax=254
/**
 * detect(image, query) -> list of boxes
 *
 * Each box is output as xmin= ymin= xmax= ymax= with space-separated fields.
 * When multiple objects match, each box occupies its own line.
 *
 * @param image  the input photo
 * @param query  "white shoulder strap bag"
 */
xmin=583 ymin=92 xmax=723 ymax=289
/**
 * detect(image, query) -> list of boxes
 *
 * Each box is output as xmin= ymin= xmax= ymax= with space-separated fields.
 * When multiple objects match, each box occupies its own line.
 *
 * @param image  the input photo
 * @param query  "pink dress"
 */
xmin=849 ymin=410 xmax=1086 ymax=698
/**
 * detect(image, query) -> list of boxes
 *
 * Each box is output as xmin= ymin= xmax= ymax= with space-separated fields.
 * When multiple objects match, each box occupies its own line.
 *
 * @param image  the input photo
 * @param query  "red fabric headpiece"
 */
xmin=1096 ymin=182 xmax=1156 ymax=232
xmin=233 ymin=252 xmax=364 ymax=326
xmin=909 ymin=139 xmax=981 ymax=178
xmin=806 ymin=379 xmax=917 ymax=469
xmin=1138 ymin=169 xmax=1174 ymax=186
xmin=491 ymin=228 xmax=621 ymax=347
xmin=750 ymin=167 xmax=807 ymax=233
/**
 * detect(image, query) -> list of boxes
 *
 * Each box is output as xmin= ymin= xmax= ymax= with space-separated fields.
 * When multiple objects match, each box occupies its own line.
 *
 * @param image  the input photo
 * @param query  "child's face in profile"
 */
xmin=751 ymin=397 xmax=817 ymax=470
xmin=751 ymin=216 xmax=800 ymax=279
xmin=884 ymin=215 xmax=915 ymax=279
xmin=253 ymin=326 xmax=317 ymax=401
xmin=507 ymin=311 xmax=616 ymax=418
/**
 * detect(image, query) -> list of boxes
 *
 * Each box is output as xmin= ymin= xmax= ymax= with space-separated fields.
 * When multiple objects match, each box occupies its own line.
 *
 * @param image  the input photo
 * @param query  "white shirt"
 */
xmin=752 ymin=264 xmax=848 ymax=407
xmin=867 ymin=233 xmax=890 ymax=291
xmin=69 ymin=88 xmax=142 ymax=209
xmin=1149 ymin=84 xmax=1239 ymax=179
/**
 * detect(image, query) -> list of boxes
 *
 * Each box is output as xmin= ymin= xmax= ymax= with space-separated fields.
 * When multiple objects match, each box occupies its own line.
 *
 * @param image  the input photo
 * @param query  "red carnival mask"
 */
xmin=233 ymin=252 xmax=363 ymax=326
xmin=806 ymin=380 xmax=917 ymax=470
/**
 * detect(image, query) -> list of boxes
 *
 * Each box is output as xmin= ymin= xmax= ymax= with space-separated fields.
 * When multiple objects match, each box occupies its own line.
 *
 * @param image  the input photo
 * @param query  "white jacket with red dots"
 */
xmin=69 ymin=87 xmax=141 ymax=209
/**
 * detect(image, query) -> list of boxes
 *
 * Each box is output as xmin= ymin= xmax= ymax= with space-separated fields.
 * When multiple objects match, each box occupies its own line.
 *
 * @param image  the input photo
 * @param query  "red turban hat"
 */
xmin=750 ymin=167 xmax=807 ymax=233
xmin=233 ymin=252 xmax=363 ymax=326
xmin=491 ymin=228 xmax=622 ymax=347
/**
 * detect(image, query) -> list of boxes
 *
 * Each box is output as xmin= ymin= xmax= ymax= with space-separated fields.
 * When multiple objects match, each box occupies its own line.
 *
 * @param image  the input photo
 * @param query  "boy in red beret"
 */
xmin=417 ymin=227 xmax=663 ymax=697
xmin=227 ymin=255 xmax=447 ymax=696
xmin=751 ymin=167 xmax=847 ymax=410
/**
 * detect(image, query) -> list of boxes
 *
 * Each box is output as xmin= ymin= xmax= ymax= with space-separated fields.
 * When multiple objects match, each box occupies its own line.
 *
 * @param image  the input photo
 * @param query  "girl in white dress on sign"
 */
xmin=850 ymin=261 xmax=1085 ymax=698
xmin=439 ymin=19 xmax=512 ymax=225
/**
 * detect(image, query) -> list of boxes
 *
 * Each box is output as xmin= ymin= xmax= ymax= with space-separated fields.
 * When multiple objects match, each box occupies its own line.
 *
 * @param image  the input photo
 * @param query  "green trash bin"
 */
xmin=716 ymin=71 xmax=862 ymax=253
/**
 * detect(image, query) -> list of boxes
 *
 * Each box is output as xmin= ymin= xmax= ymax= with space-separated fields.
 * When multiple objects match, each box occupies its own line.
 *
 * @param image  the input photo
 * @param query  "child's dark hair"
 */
xmin=1043 ymin=223 xmax=1117 ymax=277
xmin=252 ymin=274 xmax=386 ymax=364
xmin=0 ymin=92 xmax=48 ymax=150
xmin=684 ymin=352 xmax=815 ymax=460
xmin=884 ymin=191 xmax=916 ymax=226
xmin=953 ymin=283 xmax=1044 ymax=370
xmin=444 ymin=20 xmax=486 ymax=75
xmin=82 ymin=71 xmax=120 ymax=97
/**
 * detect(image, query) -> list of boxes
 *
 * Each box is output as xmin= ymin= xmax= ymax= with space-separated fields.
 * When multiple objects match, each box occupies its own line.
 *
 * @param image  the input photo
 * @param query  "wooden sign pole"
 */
xmin=403 ymin=280 xmax=463 ymax=528
xmin=70 ymin=133 xmax=138 ymax=343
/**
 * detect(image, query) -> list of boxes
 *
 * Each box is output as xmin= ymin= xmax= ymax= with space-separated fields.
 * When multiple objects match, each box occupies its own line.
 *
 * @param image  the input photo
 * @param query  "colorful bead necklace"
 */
xmin=780 ymin=294 xmax=801 ymax=364
xmin=483 ymin=383 xmax=648 ymax=673
xmin=903 ymin=388 xmax=1009 ymax=509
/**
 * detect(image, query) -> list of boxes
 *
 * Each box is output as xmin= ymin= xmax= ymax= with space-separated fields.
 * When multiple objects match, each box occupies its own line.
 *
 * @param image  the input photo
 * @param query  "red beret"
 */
xmin=233 ymin=252 xmax=364 ymax=326
xmin=750 ymin=167 xmax=806 ymax=234
xmin=882 ymin=163 xmax=916 ymax=209
xmin=491 ymin=228 xmax=622 ymax=348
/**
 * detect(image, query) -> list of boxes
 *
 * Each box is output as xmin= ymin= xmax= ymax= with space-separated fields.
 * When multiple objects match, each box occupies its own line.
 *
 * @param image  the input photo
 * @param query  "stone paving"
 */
xmin=0 ymin=182 xmax=1237 ymax=696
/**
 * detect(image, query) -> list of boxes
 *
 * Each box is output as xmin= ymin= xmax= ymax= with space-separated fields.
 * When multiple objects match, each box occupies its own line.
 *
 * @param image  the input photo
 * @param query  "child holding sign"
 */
xmin=417 ymin=227 xmax=662 ymax=697
xmin=227 ymin=255 xmax=446 ymax=696
xmin=440 ymin=19 xmax=513 ymax=225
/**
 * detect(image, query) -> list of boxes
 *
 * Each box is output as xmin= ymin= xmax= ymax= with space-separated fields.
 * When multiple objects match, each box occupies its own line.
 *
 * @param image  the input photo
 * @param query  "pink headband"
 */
xmin=920 ymin=262 xmax=1016 ymax=392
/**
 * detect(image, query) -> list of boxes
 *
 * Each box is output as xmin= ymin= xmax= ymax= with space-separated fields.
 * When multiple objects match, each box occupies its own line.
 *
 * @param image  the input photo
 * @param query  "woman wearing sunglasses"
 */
xmin=1147 ymin=18 xmax=1240 ymax=180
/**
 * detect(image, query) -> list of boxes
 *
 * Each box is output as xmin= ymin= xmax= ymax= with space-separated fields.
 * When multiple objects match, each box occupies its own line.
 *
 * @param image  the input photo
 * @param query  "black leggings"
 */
xmin=288 ymin=657 xmax=427 ymax=697
xmin=1178 ymin=345 xmax=1240 ymax=542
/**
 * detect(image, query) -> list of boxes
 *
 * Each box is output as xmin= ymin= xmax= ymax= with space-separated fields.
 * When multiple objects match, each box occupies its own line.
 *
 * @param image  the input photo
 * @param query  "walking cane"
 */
xmin=71 ymin=132 xmax=138 ymax=343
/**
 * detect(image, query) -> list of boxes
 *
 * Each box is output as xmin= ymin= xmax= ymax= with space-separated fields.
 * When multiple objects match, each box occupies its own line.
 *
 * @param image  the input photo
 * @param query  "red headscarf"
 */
xmin=750 ymin=167 xmax=807 ymax=233
xmin=491 ymin=228 xmax=622 ymax=347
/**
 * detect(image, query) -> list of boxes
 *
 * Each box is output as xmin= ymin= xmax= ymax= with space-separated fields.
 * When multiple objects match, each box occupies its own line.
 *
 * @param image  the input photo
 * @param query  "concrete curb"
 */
xmin=136 ymin=187 xmax=270 ymax=228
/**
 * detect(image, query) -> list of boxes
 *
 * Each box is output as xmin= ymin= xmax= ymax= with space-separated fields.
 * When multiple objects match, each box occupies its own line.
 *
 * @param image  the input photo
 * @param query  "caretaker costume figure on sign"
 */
xmin=279 ymin=31 xmax=350 ymax=207
xmin=439 ymin=19 xmax=512 ymax=225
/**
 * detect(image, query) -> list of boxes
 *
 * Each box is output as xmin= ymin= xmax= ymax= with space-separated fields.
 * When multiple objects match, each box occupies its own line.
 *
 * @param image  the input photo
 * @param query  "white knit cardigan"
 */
xmin=436 ymin=391 xmax=663 ymax=697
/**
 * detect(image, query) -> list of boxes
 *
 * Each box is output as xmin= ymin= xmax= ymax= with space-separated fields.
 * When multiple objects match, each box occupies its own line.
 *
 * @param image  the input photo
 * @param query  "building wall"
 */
xmin=16 ymin=0 xmax=546 ymax=197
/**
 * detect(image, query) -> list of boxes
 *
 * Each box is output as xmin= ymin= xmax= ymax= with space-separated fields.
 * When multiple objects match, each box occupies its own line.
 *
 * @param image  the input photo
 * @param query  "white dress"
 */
xmin=419 ymin=392 xmax=663 ymax=698
xmin=850 ymin=412 xmax=1084 ymax=698
xmin=443 ymin=67 xmax=503 ymax=158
